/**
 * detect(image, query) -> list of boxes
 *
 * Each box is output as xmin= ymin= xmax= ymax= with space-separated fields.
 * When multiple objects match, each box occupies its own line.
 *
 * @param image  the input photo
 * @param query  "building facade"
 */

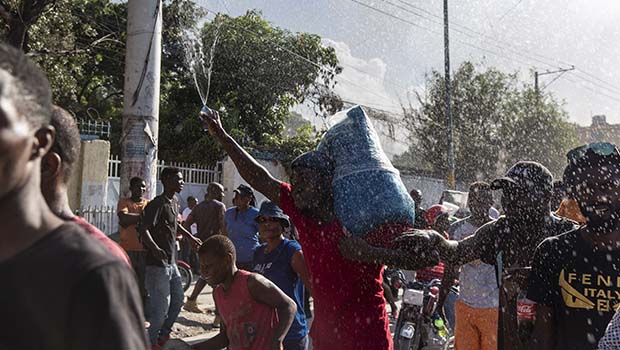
xmin=577 ymin=115 xmax=620 ymax=146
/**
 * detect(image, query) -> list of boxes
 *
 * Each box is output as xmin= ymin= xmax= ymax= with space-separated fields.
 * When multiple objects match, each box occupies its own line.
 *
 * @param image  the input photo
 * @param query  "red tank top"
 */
xmin=213 ymin=270 xmax=278 ymax=350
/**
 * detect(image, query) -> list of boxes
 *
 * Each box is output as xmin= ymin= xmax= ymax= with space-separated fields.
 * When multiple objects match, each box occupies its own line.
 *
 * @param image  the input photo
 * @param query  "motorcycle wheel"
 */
xmin=178 ymin=264 xmax=193 ymax=292
xmin=393 ymin=311 xmax=422 ymax=350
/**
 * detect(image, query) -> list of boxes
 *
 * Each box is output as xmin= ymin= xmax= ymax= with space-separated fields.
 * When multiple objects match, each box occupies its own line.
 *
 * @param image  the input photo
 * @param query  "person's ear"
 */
xmin=31 ymin=125 xmax=55 ymax=160
xmin=41 ymin=151 xmax=62 ymax=179
xmin=227 ymin=252 xmax=235 ymax=267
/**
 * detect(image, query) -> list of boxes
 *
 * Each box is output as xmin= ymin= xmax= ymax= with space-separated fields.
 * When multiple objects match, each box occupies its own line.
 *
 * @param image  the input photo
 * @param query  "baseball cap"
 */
xmin=425 ymin=204 xmax=451 ymax=225
xmin=233 ymin=184 xmax=254 ymax=197
xmin=255 ymin=201 xmax=290 ymax=227
xmin=491 ymin=161 xmax=553 ymax=194
xmin=564 ymin=142 xmax=620 ymax=186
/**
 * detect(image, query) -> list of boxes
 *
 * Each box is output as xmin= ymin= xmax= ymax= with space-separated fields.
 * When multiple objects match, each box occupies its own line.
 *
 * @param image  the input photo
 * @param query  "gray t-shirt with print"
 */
xmin=450 ymin=217 xmax=499 ymax=308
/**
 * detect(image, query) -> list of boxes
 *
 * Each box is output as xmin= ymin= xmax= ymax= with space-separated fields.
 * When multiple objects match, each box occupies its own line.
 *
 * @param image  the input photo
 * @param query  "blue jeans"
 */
xmin=145 ymin=263 xmax=184 ymax=345
xmin=283 ymin=335 xmax=309 ymax=350
xmin=443 ymin=289 xmax=458 ymax=332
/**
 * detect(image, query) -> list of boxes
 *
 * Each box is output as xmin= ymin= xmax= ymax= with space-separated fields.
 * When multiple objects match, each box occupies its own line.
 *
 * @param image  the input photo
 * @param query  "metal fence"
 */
xmin=77 ymin=118 xmax=111 ymax=139
xmin=76 ymin=205 xmax=117 ymax=235
xmin=108 ymin=155 xmax=222 ymax=184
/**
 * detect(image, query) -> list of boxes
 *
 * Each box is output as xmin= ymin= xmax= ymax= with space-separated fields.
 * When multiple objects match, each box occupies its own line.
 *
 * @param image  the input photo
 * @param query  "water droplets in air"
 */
xmin=180 ymin=18 xmax=222 ymax=106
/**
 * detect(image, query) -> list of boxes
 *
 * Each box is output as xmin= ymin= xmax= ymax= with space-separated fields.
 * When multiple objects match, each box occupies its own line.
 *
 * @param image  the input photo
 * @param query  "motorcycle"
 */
xmin=393 ymin=279 xmax=454 ymax=350
xmin=385 ymin=268 xmax=406 ymax=299
xmin=175 ymin=232 xmax=193 ymax=292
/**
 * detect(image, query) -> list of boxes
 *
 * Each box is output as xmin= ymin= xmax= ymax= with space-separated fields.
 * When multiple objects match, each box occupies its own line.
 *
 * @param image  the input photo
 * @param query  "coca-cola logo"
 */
xmin=517 ymin=303 xmax=536 ymax=319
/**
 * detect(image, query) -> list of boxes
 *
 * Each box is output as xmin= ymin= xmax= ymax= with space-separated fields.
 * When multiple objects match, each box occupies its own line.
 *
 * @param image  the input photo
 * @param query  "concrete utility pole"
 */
xmin=120 ymin=0 xmax=163 ymax=199
xmin=444 ymin=0 xmax=455 ymax=190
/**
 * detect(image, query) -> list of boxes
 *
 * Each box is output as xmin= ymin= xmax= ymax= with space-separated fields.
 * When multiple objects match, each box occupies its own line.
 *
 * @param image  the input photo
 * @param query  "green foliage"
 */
xmin=259 ymin=123 xmax=324 ymax=168
xmin=27 ymin=0 xmax=127 ymax=121
xmin=158 ymin=9 xmax=341 ymax=164
xmin=395 ymin=62 xmax=578 ymax=181
xmin=501 ymin=87 xmax=579 ymax=175
xmin=5 ymin=1 xmax=340 ymax=165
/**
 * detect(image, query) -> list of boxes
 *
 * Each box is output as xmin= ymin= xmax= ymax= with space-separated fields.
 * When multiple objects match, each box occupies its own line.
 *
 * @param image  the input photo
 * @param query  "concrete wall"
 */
xmin=67 ymin=140 xmax=110 ymax=210
xmin=220 ymin=156 xmax=289 ymax=208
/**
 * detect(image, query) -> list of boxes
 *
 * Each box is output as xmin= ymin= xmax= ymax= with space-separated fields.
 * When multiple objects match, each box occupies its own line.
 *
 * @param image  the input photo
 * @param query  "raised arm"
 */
xmin=247 ymin=273 xmax=296 ymax=349
xmin=202 ymin=109 xmax=282 ymax=206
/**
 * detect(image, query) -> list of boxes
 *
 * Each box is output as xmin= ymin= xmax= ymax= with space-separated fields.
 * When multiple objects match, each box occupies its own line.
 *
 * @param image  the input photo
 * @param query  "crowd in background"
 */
xmin=3 ymin=42 xmax=620 ymax=350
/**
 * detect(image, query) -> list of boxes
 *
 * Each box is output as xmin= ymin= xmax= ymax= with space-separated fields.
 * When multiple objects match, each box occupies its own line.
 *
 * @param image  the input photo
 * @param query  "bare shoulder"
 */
xmin=247 ymin=272 xmax=273 ymax=289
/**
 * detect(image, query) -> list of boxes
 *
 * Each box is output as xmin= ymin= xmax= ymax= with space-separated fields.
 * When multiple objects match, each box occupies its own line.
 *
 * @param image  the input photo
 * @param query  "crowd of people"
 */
xmin=3 ymin=41 xmax=620 ymax=350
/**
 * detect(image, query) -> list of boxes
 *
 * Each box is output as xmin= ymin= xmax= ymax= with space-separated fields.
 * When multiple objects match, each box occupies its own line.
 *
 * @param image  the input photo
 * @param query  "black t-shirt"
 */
xmin=0 ymin=223 xmax=147 ymax=350
xmin=527 ymin=229 xmax=620 ymax=350
xmin=460 ymin=214 xmax=576 ymax=350
xmin=140 ymin=194 xmax=179 ymax=266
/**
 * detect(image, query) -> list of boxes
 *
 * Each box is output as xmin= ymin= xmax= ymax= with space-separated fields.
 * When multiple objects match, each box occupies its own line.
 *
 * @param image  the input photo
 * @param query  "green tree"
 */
xmin=502 ymin=88 xmax=579 ymax=175
xmin=2 ymin=1 xmax=340 ymax=165
xmin=0 ymin=0 xmax=55 ymax=50
xmin=158 ymin=10 xmax=341 ymax=164
xmin=396 ymin=62 xmax=578 ymax=181
xmin=27 ymin=0 xmax=127 ymax=120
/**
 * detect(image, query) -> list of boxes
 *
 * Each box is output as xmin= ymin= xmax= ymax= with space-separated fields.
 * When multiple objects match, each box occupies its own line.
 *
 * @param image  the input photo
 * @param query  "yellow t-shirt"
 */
xmin=117 ymin=198 xmax=149 ymax=251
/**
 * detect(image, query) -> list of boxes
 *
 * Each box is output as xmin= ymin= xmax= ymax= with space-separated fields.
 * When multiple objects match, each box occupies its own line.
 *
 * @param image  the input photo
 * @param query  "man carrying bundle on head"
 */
xmin=201 ymin=105 xmax=437 ymax=350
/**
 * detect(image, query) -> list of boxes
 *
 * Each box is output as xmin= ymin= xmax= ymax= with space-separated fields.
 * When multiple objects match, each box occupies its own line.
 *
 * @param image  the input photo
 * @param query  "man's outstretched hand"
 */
xmin=200 ymin=107 xmax=224 ymax=137
xmin=338 ymin=232 xmax=441 ymax=270
xmin=394 ymin=229 xmax=446 ymax=264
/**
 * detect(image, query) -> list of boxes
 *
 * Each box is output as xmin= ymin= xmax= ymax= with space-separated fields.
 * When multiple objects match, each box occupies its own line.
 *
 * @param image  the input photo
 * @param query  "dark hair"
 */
xmin=291 ymin=151 xmax=334 ymax=178
xmin=410 ymin=188 xmax=422 ymax=200
xmin=187 ymin=196 xmax=197 ymax=203
xmin=469 ymin=181 xmax=493 ymax=202
xmin=0 ymin=43 xmax=52 ymax=128
xmin=198 ymin=235 xmax=236 ymax=261
xmin=207 ymin=182 xmax=224 ymax=194
xmin=469 ymin=181 xmax=490 ymax=193
xmin=49 ymin=106 xmax=81 ymax=181
xmin=160 ymin=167 xmax=181 ymax=181
xmin=130 ymin=177 xmax=145 ymax=187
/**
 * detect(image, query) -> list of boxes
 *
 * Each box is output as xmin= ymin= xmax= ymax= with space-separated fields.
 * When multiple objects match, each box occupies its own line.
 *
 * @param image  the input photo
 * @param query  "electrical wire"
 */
xmin=199 ymin=7 xmax=404 ymax=110
xmin=348 ymin=0 xmax=620 ymax=104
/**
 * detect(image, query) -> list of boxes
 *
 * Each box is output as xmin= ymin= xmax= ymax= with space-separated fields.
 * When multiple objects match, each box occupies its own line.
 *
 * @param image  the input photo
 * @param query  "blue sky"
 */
xmin=194 ymin=0 xmax=620 ymax=126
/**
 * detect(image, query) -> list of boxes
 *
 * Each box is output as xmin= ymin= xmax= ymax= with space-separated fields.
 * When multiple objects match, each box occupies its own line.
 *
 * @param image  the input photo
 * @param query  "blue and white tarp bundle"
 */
xmin=317 ymin=105 xmax=415 ymax=236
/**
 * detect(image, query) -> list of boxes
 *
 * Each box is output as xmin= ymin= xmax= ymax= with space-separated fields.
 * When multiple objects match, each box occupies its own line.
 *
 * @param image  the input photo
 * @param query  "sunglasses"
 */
xmin=567 ymin=142 xmax=619 ymax=164
xmin=257 ymin=217 xmax=280 ymax=224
